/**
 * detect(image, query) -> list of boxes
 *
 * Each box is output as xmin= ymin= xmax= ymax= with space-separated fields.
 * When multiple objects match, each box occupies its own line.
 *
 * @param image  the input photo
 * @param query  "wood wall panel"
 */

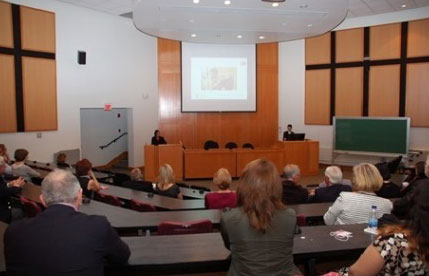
xmin=407 ymin=19 xmax=429 ymax=57
xmin=20 ymin=6 xmax=55 ymax=52
xmin=336 ymin=28 xmax=364 ymax=62
xmin=305 ymin=33 xmax=330 ymax=65
xmin=22 ymin=57 xmax=57 ymax=131
xmin=0 ymin=55 xmax=17 ymax=133
xmin=0 ymin=1 xmax=13 ymax=48
xmin=305 ymin=69 xmax=330 ymax=125
xmin=368 ymin=65 xmax=400 ymax=117
xmin=158 ymin=39 xmax=278 ymax=149
xmin=370 ymin=23 xmax=401 ymax=60
xmin=335 ymin=67 xmax=363 ymax=116
xmin=406 ymin=63 xmax=429 ymax=127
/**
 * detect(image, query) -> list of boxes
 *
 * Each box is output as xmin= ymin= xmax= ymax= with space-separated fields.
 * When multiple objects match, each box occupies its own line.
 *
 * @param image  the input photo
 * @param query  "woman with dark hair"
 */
xmin=220 ymin=159 xmax=299 ymax=276
xmin=401 ymin=161 xmax=427 ymax=197
xmin=11 ymin=149 xmax=40 ymax=182
xmin=339 ymin=184 xmax=429 ymax=275
xmin=151 ymin=129 xmax=167 ymax=146
xmin=74 ymin=159 xmax=105 ymax=198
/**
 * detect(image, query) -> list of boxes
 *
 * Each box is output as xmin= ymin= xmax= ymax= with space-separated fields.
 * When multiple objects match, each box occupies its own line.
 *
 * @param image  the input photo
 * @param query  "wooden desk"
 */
xmin=234 ymin=148 xmax=284 ymax=176
xmin=184 ymin=149 xmax=236 ymax=179
xmin=144 ymin=144 xmax=183 ymax=181
xmin=276 ymin=140 xmax=319 ymax=176
xmin=100 ymin=184 xmax=206 ymax=210
xmin=112 ymin=224 xmax=370 ymax=275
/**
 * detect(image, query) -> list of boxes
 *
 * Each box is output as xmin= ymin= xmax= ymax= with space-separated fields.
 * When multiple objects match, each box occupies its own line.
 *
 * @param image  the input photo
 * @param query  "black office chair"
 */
xmin=387 ymin=155 xmax=402 ymax=174
xmin=242 ymin=143 xmax=254 ymax=149
xmin=225 ymin=142 xmax=238 ymax=149
xmin=204 ymin=140 xmax=219 ymax=150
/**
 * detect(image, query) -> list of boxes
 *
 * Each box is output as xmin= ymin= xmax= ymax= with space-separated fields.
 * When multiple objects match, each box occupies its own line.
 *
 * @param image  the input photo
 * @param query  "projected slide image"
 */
xmin=201 ymin=67 xmax=237 ymax=91
xmin=191 ymin=57 xmax=248 ymax=100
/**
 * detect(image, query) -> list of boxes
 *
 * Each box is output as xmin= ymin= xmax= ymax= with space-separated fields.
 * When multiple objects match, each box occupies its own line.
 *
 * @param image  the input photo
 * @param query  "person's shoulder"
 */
xmin=221 ymin=207 xmax=241 ymax=221
xmin=280 ymin=207 xmax=296 ymax=217
xmin=75 ymin=211 xmax=110 ymax=227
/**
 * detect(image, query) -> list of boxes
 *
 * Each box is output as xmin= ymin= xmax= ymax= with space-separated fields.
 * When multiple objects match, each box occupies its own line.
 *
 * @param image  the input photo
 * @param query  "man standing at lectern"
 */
xmin=283 ymin=124 xmax=294 ymax=141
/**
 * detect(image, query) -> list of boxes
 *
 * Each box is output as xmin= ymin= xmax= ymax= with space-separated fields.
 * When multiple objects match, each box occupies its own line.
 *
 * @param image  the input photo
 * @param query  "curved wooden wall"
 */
xmin=158 ymin=38 xmax=278 ymax=149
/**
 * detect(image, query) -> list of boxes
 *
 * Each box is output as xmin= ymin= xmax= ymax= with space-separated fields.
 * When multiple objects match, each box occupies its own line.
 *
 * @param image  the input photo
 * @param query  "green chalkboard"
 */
xmin=334 ymin=117 xmax=410 ymax=155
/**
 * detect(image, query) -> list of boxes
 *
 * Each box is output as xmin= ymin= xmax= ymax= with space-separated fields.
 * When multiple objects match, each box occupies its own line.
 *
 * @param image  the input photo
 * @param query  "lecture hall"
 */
xmin=0 ymin=0 xmax=429 ymax=275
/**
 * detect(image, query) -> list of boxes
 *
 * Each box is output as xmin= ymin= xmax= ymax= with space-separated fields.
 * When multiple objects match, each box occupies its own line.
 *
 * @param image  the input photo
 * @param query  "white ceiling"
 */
xmin=56 ymin=0 xmax=429 ymax=43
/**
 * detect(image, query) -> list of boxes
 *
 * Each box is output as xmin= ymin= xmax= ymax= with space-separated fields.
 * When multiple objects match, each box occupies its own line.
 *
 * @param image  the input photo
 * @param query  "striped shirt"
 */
xmin=324 ymin=191 xmax=393 ymax=225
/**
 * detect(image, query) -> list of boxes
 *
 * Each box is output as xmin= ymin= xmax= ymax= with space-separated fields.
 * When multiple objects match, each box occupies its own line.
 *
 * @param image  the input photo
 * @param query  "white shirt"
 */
xmin=323 ymin=191 xmax=393 ymax=225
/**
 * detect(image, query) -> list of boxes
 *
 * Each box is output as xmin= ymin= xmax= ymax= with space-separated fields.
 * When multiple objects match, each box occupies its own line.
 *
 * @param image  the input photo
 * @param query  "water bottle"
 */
xmin=368 ymin=205 xmax=378 ymax=230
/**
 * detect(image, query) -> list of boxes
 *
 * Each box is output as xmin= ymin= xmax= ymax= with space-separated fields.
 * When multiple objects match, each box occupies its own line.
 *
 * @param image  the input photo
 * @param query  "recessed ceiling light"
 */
xmin=224 ymin=0 xmax=231 ymax=5
xmin=307 ymin=24 xmax=312 ymax=27
xmin=193 ymin=0 xmax=199 ymax=3
xmin=237 ymin=35 xmax=243 ymax=39
xmin=191 ymin=34 xmax=197 ymax=37
xmin=272 ymin=3 xmax=279 ymax=7
xmin=259 ymin=36 xmax=265 ymax=39
xmin=401 ymin=4 xmax=407 ymax=8
xmin=300 ymin=4 xmax=308 ymax=8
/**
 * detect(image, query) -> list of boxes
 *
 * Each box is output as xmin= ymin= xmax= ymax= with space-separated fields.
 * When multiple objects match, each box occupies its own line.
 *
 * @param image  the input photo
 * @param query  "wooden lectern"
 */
xmin=144 ymin=144 xmax=184 ymax=182
xmin=276 ymin=140 xmax=319 ymax=176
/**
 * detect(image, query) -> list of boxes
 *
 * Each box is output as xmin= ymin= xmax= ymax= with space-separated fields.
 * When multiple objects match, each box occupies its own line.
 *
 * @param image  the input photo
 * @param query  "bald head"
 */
xmin=41 ymin=169 xmax=82 ymax=207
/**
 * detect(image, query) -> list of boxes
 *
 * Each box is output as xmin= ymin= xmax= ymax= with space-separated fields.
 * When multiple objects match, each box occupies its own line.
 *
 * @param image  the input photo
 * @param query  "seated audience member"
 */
xmin=281 ymin=164 xmax=308 ymax=204
xmin=310 ymin=166 xmax=352 ymax=203
xmin=205 ymin=168 xmax=237 ymax=209
xmin=151 ymin=129 xmax=167 ymax=146
xmin=4 ymin=169 xmax=130 ymax=275
xmin=56 ymin=152 xmax=71 ymax=168
xmin=282 ymin=124 xmax=295 ymax=141
xmin=339 ymin=184 xmax=429 ymax=276
xmin=0 ymin=144 xmax=11 ymax=163
xmin=221 ymin=159 xmax=300 ymax=276
xmin=122 ymin=168 xmax=154 ymax=193
xmin=375 ymin=162 xmax=400 ymax=199
xmin=400 ymin=161 xmax=427 ymax=197
xmin=155 ymin=164 xmax=182 ymax=199
xmin=11 ymin=149 xmax=40 ymax=182
xmin=324 ymin=163 xmax=393 ymax=225
xmin=393 ymin=157 xmax=429 ymax=220
xmin=75 ymin=159 xmax=105 ymax=198
xmin=0 ymin=145 xmax=12 ymax=175
xmin=0 ymin=157 xmax=25 ymax=223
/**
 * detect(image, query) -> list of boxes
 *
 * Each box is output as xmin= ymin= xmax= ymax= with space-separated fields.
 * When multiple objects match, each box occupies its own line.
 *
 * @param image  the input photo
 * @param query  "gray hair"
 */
xmin=41 ymin=169 xmax=81 ymax=206
xmin=283 ymin=164 xmax=300 ymax=179
xmin=325 ymin=166 xmax=343 ymax=184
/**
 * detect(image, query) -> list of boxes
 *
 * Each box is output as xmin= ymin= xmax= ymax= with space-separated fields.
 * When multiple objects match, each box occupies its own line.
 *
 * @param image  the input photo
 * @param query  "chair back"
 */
xmin=20 ymin=196 xmax=42 ymax=217
xmin=242 ymin=143 xmax=254 ymax=149
xmin=204 ymin=140 xmax=219 ymax=150
xmin=158 ymin=219 xmax=213 ymax=235
xmin=95 ymin=192 xmax=122 ymax=207
xmin=225 ymin=142 xmax=238 ymax=149
xmin=130 ymin=199 xmax=156 ymax=212
xmin=296 ymin=214 xmax=306 ymax=227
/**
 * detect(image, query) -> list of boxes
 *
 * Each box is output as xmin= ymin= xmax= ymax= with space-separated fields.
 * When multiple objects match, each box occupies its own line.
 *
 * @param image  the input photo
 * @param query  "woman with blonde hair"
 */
xmin=220 ymin=159 xmax=299 ymax=275
xmin=324 ymin=163 xmax=393 ymax=225
xmin=205 ymin=168 xmax=237 ymax=209
xmin=155 ymin=164 xmax=182 ymax=199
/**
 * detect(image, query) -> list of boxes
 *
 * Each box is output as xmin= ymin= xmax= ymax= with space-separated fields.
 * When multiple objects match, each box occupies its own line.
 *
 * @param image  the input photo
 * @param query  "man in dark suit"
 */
xmin=0 ymin=157 xmax=25 ymax=223
xmin=310 ymin=166 xmax=351 ymax=203
xmin=282 ymin=124 xmax=295 ymax=141
xmin=281 ymin=164 xmax=308 ymax=204
xmin=5 ymin=169 xmax=130 ymax=276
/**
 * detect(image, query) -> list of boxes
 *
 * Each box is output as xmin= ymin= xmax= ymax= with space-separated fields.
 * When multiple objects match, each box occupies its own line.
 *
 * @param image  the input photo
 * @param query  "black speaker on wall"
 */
xmin=78 ymin=51 xmax=86 ymax=65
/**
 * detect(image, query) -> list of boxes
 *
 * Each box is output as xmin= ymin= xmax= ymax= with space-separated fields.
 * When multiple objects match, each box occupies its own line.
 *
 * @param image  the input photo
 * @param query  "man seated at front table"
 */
xmin=309 ymin=166 xmax=352 ymax=203
xmin=4 ymin=169 xmax=130 ymax=276
xmin=281 ymin=164 xmax=308 ymax=204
